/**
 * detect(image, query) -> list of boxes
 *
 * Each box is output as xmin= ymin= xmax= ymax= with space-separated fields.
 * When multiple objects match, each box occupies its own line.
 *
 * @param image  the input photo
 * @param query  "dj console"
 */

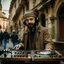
xmin=0 ymin=49 xmax=63 ymax=58
xmin=0 ymin=49 xmax=64 ymax=64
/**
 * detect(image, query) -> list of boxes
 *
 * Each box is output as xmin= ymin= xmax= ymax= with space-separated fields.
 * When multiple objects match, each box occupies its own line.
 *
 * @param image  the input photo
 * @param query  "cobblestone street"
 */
xmin=0 ymin=40 xmax=13 ymax=50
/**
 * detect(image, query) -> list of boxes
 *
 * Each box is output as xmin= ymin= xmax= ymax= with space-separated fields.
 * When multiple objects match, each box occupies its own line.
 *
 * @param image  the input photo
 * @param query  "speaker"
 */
xmin=23 ymin=17 xmax=39 ymax=25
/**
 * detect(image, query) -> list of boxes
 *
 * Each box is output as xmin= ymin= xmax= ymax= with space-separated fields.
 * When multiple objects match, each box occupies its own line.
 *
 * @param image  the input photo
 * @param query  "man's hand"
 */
xmin=15 ymin=43 xmax=24 ymax=50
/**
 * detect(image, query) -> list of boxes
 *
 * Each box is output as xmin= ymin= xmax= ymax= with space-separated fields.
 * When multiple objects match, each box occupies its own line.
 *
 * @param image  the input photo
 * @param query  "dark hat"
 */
xmin=23 ymin=10 xmax=37 ymax=19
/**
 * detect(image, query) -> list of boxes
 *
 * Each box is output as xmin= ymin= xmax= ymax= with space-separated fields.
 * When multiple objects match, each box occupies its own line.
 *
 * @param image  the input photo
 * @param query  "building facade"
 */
xmin=0 ymin=0 xmax=9 ymax=32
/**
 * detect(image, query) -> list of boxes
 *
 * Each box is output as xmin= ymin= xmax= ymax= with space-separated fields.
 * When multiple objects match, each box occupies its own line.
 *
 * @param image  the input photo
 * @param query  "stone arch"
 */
xmin=54 ymin=0 xmax=64 ymax=15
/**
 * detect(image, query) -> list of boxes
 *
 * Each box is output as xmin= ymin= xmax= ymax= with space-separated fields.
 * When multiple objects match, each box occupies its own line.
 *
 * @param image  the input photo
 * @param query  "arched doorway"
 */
xmin=57 ymin=3 xmax=64 ymax=41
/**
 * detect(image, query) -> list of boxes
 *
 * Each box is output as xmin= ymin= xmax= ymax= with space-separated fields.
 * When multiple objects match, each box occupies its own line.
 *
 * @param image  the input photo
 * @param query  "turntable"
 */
xmin=37 ymin=50 xmax=52 ymax=55
xmin=31 ymin=50 xmax=56 ymax=58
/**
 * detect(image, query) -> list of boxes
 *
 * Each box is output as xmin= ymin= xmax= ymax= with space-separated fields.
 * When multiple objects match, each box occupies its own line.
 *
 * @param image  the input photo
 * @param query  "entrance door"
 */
xmin=58 ymin=4 xmax=64 ymax=41
xmin=59 ymin=18 xmax=64 ymax=41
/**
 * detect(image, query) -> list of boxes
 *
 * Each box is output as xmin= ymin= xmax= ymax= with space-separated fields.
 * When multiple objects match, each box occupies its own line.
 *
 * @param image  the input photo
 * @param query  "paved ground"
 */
xmin=6 ymin=40 xmax=13 ymax=49
xmin=0 ymin=40 xmax=13 ymax=50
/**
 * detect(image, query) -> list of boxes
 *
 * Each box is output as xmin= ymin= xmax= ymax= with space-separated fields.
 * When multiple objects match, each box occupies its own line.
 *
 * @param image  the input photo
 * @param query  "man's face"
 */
xmin=25 ymin=17 xmax=35 ymax=28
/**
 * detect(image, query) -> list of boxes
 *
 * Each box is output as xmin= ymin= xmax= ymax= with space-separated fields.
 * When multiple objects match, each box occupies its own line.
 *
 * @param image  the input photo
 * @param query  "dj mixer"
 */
xmin=0 ymin=49 xmax=64 ymax=64
xmin=0 ymin=49 xmax=63 ymax=58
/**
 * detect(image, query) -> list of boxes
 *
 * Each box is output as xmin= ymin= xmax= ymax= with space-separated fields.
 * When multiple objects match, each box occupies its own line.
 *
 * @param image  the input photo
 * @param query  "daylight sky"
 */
xmin=1 ymin=0 xmax=11 ymax=18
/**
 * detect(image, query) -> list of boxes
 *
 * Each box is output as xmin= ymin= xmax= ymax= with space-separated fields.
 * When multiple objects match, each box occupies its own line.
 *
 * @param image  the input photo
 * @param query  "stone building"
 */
xmin=0 ymin=0 xmax=8 ymax=32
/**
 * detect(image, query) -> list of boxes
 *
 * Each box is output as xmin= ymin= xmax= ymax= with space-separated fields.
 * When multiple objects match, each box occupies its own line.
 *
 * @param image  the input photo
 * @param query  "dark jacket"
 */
xmin=3 ymin=31 xmax=9 ymax=40
xmin=21 ymin=23 xmax=54 ymax=50
xmin=0 ymin=31 xmax=3 ymax=40
xmin=10 ymin=32 xmax=18 ymax=43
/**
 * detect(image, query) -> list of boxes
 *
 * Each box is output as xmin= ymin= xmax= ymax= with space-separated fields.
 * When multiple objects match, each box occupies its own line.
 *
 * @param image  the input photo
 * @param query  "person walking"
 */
xmin=3 ymin=30 xmax=9 ymax=49
xmin=10 ymin=30 xmax=18 ymax=47
xmin=0 ymin=29 xmax=3 ymax=45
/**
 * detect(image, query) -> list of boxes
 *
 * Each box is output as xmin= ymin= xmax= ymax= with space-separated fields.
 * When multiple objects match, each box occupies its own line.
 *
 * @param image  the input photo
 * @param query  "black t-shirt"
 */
xmin=26 ymin=32 xmax=36 ymax=50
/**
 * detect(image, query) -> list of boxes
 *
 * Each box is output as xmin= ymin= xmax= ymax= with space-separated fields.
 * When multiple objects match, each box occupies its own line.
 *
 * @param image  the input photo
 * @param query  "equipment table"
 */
xmin=0 ymin=50 xmax=64 ymax=64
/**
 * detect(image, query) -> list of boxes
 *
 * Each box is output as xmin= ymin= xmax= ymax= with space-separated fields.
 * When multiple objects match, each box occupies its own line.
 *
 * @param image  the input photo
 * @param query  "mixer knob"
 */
xmin=39 ymin=55 xmax=41 ymax=57
xmin=4 ymin=52 xmax=7 ymax=57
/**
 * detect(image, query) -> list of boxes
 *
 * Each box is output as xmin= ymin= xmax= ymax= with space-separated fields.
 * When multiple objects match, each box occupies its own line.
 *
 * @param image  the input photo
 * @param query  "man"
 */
xmin=3 ymin=29 xmax=9 ymax=49
xmin=15 ymin=10 xmax=54 ymax=50
xmin=0 ymin=29 xmax=3 ymax=45
xmin=10 ymin=30 xmax=18 ymax=47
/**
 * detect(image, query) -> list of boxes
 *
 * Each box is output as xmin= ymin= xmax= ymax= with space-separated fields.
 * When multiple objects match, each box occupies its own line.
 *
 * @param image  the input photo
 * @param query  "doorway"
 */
xmin=57 ymin=4 xmax=64 ymax=41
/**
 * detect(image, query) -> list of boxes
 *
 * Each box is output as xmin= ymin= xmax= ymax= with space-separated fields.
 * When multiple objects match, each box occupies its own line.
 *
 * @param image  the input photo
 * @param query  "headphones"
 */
xmin=23 ymin=17 xmax=39 ymax=25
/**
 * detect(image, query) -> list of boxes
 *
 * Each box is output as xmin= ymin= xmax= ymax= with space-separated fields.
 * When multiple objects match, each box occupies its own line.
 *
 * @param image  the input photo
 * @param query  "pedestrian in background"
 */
xmin=10 ymin=30 xmax=18 ymax=47
xmin=3 ymin=29 xmax=9 ymax=49
xmin=0 ymin=29 xmax=3 ymax=45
